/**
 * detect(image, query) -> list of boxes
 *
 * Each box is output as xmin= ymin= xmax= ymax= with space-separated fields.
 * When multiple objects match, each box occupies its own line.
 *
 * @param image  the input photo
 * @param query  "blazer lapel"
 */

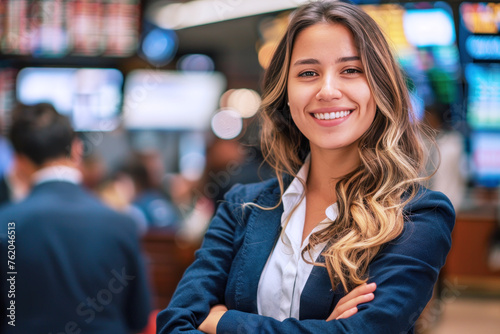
xmin=234 ymin=189 xmax=283 ymax=314
xmin=299 ymin=253 xmax=337 ymax=320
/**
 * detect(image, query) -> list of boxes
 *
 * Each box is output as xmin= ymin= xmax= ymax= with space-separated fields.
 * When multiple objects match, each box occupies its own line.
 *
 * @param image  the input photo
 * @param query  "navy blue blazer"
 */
xmin=0 ymin=181 xmax=151 ymax=334
xmin=157 ymin=178 xmax=455 ymax=333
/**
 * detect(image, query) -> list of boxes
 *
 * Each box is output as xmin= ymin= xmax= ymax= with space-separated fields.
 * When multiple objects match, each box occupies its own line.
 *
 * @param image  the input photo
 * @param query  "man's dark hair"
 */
xmin=9 ymin=103 xmax=75 ymax=166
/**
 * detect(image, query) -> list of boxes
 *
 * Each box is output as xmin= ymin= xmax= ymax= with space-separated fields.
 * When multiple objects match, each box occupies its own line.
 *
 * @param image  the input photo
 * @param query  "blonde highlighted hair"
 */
xmin=259 ymin=0 xmax=428 ymax=292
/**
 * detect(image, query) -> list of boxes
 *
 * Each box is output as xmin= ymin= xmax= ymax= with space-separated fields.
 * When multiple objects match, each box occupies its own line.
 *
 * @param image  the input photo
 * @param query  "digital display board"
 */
xmin=0 ymin=0 xmax=140 ymax=57
xmin=459 ymin=2 xmax=500 ymax=187
xmin=361 ymin=2 xmax=462 ymax=121
xmin=17 ymin=67 xmax=123 ymax=132
xmin=123 ymin=70 xmax=226 ymax=130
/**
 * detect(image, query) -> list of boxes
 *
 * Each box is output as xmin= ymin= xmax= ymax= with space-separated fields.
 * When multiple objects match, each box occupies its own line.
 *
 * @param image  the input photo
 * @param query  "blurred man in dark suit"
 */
xmin=0 ymin=103 xmax=151 ymax=333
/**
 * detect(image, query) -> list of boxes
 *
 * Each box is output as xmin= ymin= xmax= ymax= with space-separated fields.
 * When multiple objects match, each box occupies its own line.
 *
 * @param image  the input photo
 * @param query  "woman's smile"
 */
xmin=309 ymin=106 xmax=354 ymax=127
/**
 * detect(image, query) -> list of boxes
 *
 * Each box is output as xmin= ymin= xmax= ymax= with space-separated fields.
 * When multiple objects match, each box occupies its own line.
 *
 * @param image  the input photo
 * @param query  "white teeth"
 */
xmin=313 ymin=110 xmax=351 ymax=120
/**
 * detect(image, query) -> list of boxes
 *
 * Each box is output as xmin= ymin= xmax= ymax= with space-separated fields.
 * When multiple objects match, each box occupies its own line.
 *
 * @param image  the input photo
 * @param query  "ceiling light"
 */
xmin=149 ymin=0 xmax=309 ymax=30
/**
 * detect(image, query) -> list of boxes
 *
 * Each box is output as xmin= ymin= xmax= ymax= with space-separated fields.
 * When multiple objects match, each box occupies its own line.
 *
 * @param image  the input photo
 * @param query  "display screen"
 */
xmin=17 ymin=67 xmax=123 ymax=132
xmin=465 ymin=63 xmax=500 ymax=130
xmin=122 ymin=70 xmax=226 ymax=130
xmin=403 ymin=8 xmax=456 ymax=47
xmin=0 ymin=0 xmax=140 ymax=57
xmin=459 ymin=3 xmax=500 ymax=187
xmin=470 ymin=132 xmax=500 ymax=188
xmin=361 ymin=2 xmax=462 ymax=121
xmin=459 ymin=2 xmax=500 ymax=63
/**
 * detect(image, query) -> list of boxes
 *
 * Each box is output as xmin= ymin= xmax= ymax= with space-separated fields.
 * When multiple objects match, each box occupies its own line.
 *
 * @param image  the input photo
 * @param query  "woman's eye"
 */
xmin=343 ymin=68 xmax=362 ymax=74
xmin=299 ymin=71 xmax=317 ymax=77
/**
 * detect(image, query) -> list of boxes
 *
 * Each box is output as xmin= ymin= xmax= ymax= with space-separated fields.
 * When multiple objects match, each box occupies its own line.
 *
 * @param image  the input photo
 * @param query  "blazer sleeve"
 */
xmin=216 ymin=190 xmax=455 ymax=334
xmin=156 ymin=185 xmax=247 ymax=334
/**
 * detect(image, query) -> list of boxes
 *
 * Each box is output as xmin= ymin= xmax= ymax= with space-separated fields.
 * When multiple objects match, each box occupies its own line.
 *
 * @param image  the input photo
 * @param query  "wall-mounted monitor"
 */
xmin=122 ymin=70 xmax=226 ymax=130
xmin=362 ymin=2 xmax=462 ymax=124
xmin=1 ymin=0 xmax=140 ymax=57
xmin=470 ymin=132 xmax=500 ymax=188
xmin=403 ymin=8 xmax=456 ymax=47
xmin=465 ymin=63 xmax=500 ymax=131
xmin=17 ymin=67 xmax=123 ymax=132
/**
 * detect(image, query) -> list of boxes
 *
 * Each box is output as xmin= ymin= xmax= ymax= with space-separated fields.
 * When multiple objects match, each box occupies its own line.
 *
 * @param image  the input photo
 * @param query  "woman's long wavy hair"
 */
xmin=259 ymin=0 xmax=428 ymax=292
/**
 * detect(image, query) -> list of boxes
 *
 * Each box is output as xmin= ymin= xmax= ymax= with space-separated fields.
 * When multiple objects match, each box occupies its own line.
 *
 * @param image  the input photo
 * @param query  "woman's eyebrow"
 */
xmin=292 ymin=56 xmax=361 ymax=67
xmin=293 ymin=58 xmax=320 ymax=66
xmin=336 ymin=56 xmax=360 ymax=63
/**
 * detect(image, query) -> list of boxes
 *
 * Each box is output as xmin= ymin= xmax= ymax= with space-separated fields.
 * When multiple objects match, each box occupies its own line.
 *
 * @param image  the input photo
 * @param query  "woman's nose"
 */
xmin=316 ymin=75 xmax=342 ymax=101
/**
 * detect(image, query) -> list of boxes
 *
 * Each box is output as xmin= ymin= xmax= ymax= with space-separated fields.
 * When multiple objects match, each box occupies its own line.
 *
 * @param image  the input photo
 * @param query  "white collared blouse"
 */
xmin=257 ymin=157 xmax=338 ymax=320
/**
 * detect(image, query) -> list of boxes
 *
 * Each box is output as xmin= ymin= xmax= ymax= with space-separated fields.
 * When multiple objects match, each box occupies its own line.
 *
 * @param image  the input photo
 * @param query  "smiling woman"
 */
xmin=157 ymin=1 xmax=455 ymax=333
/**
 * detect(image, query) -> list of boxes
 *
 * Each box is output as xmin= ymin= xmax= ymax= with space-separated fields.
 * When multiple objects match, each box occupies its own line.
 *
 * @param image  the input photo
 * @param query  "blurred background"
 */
xmin=0 ymin=0 xmax=499 ymax=333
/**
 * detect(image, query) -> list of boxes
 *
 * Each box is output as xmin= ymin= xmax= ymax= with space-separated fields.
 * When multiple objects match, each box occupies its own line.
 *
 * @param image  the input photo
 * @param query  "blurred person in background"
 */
xmin=169 ymin=173 xmax=215 ymax=245
xmin=126 ymin=151 xmax=180 ymax=230
xmin=98 ymin=167 xmax=148 ymax=235
xmin=80 ymin=151 xmax=108 ymax=193
xmin=201 ymin=137 xmax=273 ymax=209
xmin=0 ymin=160 xmax=30 ymax=207
xmin=0 ymin=118 xmax=29 ymax=206
xmin=170 ymin=138 xmax=249 ymax=243
xmin=0 ymin=103 xmax=151 ymax=334
xmin=172 ymin=136 xmax=273 ymax=244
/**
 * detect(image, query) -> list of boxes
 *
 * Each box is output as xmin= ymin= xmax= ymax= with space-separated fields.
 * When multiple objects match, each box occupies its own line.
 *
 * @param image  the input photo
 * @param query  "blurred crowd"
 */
xmin=0 ymin=109 xmax=273 ymax=244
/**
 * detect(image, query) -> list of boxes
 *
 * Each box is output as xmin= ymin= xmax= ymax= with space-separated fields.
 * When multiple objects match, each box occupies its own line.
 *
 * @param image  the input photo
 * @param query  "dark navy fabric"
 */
xmin=0 ymin=181 xmax=151 ymax=334
xmin=157 ymin=178 xmax=455 ymax=333
xmin=133 ymin=190 xmax=180 ymax=229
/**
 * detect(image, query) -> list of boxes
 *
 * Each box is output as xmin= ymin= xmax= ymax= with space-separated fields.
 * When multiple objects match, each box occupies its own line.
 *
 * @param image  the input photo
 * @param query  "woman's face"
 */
xmin=287 ymin=23 xmax=376 ymax=154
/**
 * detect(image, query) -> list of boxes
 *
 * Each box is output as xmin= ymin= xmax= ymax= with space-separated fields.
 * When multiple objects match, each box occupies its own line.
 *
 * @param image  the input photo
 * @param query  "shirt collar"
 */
xmin=32 ymin=165 xmax=83 ymax=186
xmin=325 ymin=203 xmax=338 ymax=221
xmin=282 ymin=156 xmax=309 ymax=223
xmin=282 ymin=155 xmax=338 ymax=225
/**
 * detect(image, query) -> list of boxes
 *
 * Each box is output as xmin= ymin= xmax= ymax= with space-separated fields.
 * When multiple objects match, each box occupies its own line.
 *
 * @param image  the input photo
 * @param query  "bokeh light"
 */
xmin=226 ymin=89 xmax=261 ymax=118
xmin=142 ymin=28 xmax=178 ymax=65
xmin=177 ymin=54 xmax=215 ymax=72
xmin=219 ymin=89 xmax=235 ymax=109
xmin=211 ymin=109 xmax=243 ymax=140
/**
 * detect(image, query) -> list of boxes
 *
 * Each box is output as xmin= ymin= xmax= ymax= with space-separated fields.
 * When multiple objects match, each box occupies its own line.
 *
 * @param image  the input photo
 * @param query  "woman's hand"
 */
xmin=198 ymin=304 xmax=228 ymax=334
xmin=326 ymin=282 xmax=377 ymax=321
xmin=197 ymin=283 xmax=376 ymax=332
